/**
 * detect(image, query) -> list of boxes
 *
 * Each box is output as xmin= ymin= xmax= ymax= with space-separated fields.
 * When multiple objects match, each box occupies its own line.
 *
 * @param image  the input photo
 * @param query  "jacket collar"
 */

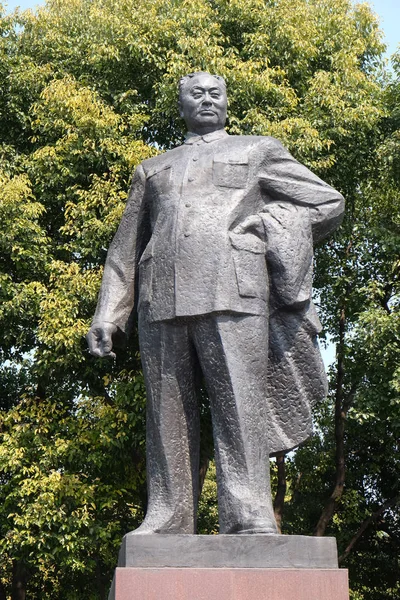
xmin=184 ymin=129 xmax=229 ymax=145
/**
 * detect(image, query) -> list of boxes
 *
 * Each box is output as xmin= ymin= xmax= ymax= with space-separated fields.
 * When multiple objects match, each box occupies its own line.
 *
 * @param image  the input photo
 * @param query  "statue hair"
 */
xmin=178 ymin=72 xmax=226 ymax=102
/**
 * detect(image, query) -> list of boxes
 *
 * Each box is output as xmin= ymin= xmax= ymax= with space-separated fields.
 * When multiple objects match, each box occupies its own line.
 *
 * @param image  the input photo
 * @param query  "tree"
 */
xmin=0 ymin=1 xmax=395 ymax=598
xmin=279 ymin=46 xmax=400 ymax=599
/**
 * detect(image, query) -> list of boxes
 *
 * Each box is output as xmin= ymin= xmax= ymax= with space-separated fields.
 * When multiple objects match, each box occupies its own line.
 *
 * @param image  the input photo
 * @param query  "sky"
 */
xmin=4 ymin=0 xmax=400 ymax=59
xmin=3 ymin=0 xmax=400 ymax=59
xmin=370 ymin=0 xmax=399 ymax=57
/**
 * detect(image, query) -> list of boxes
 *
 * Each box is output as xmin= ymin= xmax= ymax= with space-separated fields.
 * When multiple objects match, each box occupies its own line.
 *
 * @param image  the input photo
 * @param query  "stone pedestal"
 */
xmin=110 ymin=567 xmax=349 ymax=600
xmin=108 ymin=535 xmax=349 ymax=600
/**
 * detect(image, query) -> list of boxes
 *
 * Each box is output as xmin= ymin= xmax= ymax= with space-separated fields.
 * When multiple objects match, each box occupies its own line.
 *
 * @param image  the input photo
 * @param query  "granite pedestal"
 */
xmin=108 ymin=535 xmax=349 ymax=600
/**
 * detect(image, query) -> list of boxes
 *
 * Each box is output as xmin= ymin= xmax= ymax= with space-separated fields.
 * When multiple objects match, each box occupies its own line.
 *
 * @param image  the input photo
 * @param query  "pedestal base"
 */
xmin=109 ymin=534 xmax=348 ymax=600
xmin=118 ymin=534 xmax=338 ymax=569
xmin=109 ymin=567 xmax=349 ymax=600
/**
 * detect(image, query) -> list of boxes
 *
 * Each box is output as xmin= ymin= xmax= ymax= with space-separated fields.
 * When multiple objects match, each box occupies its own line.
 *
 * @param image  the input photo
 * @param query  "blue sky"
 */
xmin=370 ymin=0 xmax=399 ymax=57
xmin=3 ymin=0 xmax=400 ymax=59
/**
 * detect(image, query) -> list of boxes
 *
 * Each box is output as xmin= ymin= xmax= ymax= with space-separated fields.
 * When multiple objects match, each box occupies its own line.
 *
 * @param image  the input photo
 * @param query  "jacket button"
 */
xmin=192 ymin=156 xmax=198 ymax=161
xmin=184 ymin=232 xmax=190 ymax=237
xmin=188 ymin=177 xmax=194 ymax=182
xmin=185 ymin=203 xmax=191 ymax=208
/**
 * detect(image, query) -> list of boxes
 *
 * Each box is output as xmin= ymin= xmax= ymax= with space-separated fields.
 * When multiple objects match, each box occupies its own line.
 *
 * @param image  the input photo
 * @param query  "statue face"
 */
xmin=179 ymin=73 xmax=227 ymax=135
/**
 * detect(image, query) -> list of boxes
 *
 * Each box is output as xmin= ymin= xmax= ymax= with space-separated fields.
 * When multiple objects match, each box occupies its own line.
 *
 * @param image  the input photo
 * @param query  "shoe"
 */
xmin=227 ymin=519 xmax=278 ymax=535
xmin=236 ymin=526 xmax=277 ymax=534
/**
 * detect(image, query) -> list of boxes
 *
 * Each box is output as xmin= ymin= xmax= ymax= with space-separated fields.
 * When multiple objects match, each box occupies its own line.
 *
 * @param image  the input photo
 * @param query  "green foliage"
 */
xmin=281 ymin=46 xmax=400 ymax=600
xmin=197 ymin=462 xmax=219 ymax=535
xmin=0 ymin=0 xmax=397 ymax=598
xmin=0 ymin=372 xmax=147 ymax=598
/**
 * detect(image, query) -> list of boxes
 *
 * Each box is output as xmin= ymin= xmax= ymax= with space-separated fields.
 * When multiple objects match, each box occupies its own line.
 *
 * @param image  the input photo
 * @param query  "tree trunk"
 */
xmin=313 ymin=238 xmax=359 ymax=537
xmin=0 ymin=581 xmax=7 ymax=600
xmin=11 ymin=561 xmax=28 ymax=600
xmin=95 ymin=558 xmax=107 ymax=600
xmin=314 ymin=306 xmax=347 ymax=536
xmin=273 ymin=452 xmax=287 ymax=533
xmin=199 ymin=456 xmax=210 ymax=497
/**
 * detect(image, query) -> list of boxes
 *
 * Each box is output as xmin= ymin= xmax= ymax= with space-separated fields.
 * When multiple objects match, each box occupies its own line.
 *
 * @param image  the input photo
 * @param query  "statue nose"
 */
xmin=202 ymin=93 xmax=213 ymax=105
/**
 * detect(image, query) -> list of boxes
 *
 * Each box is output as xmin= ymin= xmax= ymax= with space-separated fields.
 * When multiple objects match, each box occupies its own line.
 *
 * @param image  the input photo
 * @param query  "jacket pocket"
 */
xmin=146 ymin=163 xmax=172 ymax=194
xmin=213 ymin=156 xmax=248 ymax=188
xmin=229 ymin=232 xmax=268 ymax=300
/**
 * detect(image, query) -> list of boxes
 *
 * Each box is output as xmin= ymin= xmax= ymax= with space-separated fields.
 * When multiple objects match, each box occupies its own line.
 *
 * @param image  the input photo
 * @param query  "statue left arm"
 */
xmin=255 ymin=138 xmax=344 ymax=308
xmin=232 ymin=137 xmax=344 ymax=309
xmin=258 ymin=137 xmax=345 ymax=242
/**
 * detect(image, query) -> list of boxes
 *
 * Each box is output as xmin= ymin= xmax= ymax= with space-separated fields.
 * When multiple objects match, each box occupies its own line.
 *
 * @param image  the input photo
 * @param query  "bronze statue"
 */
xmin=87 ymin=72 xmax=344 ymax=535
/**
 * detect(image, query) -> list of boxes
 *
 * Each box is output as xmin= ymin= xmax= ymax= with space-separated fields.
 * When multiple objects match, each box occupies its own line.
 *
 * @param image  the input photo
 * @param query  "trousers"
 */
xmin=137 ymin=311 xmax=277 ymax=534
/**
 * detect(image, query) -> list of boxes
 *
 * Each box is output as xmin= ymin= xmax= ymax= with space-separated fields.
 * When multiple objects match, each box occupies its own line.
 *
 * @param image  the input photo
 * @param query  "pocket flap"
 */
xmin=213 ymin=154 xmax=248 ymax=165
xmin=146 ymin=163 xmax=171 ymax=179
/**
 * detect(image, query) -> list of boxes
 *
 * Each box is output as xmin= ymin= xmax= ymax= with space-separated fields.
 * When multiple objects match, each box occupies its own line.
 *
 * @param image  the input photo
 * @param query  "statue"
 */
xmin=87 ymin=72 xmax=344 ymax=536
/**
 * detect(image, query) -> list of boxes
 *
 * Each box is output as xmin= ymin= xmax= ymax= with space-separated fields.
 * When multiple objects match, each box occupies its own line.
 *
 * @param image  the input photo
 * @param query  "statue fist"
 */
xmin=86 ymin=322 xmax=118 ymax=359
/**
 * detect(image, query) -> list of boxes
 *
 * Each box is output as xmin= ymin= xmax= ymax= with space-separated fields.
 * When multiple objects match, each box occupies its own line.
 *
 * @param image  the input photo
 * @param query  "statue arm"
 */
xmin=258 ymin=138 xmax=345 ymax=242
xmin=244 ymin=138 xmax=345 ymax=308
xmin=87 ymin=164 xmax=148 ymax=356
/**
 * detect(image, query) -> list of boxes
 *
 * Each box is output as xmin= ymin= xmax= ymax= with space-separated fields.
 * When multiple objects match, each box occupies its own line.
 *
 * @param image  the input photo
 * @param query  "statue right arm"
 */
xmin=87 ymin=164 xmax=148 ymax=357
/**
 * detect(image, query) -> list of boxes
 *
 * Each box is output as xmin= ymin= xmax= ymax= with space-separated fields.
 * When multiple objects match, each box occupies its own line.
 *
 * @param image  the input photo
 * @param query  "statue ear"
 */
xmin=178 ymin=101 xmax=184 ymax=118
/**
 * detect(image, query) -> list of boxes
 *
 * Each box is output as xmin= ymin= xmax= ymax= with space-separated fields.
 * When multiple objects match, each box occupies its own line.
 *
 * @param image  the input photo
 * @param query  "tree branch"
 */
xmin=339 ymin=495 xmax=400 ymax=564
xmin=342 ymin=381 xmax=358 ymax=414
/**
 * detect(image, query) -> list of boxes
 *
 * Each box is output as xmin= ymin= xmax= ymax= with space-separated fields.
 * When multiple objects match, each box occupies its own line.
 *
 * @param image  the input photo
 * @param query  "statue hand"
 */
xmin=86 ymin=322 xmax=118 ymax=359
xmin=232 ymin=214 xmax=264 ymax=237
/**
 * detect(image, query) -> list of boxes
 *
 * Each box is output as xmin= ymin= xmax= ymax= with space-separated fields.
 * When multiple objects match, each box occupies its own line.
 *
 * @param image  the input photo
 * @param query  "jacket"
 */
xmin=93 ymin=129 xmax=345 ymax=453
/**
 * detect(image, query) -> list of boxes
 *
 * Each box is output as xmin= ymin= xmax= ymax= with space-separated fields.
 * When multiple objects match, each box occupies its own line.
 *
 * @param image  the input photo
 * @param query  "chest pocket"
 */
xmin=213 ymin=155 xmax=249 ymax=189
xmin=146 ymin=163 xmax=172 ymax=194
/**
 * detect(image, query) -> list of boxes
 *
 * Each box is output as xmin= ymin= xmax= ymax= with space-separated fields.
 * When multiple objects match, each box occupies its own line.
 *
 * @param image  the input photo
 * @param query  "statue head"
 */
xmin=178 ymin=71 xmax=227 ymax=135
